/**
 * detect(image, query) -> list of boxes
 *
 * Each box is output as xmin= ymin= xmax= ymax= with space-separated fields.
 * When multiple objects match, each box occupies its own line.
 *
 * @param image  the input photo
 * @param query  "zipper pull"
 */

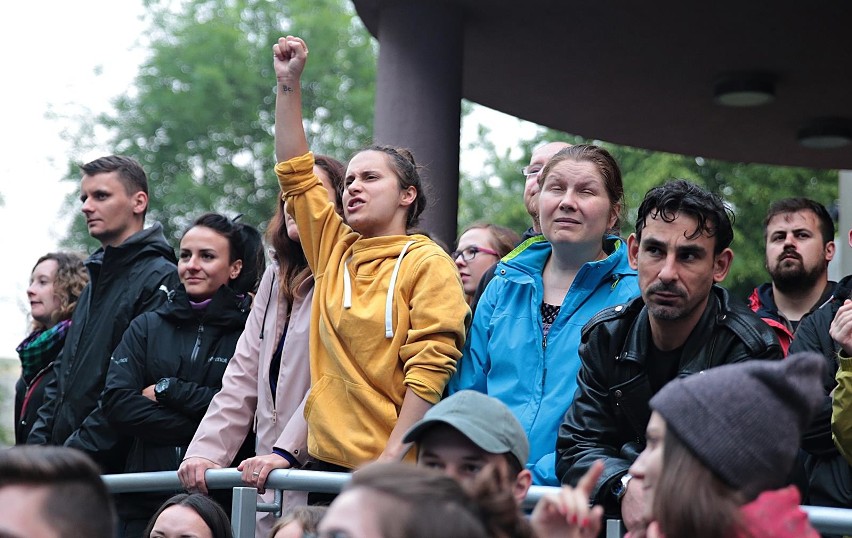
xmin=190 ymin=324 xmax=204 ymax=362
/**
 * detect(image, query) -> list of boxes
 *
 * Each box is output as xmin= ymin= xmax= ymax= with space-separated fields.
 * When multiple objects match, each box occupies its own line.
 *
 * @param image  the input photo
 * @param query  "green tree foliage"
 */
xmin=61 ymin=0 xmax=376 ymax=250
xmin=58 ymin=0 xmax=838 ymax=301
xmin=459 ymin=125 xmax=838 ymax=298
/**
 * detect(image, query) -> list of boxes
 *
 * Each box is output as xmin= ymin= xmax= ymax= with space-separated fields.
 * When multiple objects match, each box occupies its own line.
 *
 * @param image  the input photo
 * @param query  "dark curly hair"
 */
xmin=635 ymin=179 xmax=734 ymax=254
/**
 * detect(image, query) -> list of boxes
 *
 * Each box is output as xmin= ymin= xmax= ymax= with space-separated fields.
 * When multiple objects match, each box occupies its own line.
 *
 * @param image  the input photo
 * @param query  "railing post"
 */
xmin=606 ymin=518 xmax=625 ymax=538
xmin=231 ymin=487 xmax=258 ymax=538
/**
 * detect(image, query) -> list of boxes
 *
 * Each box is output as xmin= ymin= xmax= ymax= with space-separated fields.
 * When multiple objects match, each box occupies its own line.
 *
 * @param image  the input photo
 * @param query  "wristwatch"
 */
xmin=612 ymin=473 xmax=633 ymax=502
xmin=154 ymin=378 xmax=171 ymax=401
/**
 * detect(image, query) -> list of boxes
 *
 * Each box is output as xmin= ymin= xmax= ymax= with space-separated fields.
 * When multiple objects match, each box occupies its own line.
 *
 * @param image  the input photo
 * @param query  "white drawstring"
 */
xmin=342 ymin=257 xmax=353 ymax=309
xmin=386 ymin=241 xmax=414 ymax=338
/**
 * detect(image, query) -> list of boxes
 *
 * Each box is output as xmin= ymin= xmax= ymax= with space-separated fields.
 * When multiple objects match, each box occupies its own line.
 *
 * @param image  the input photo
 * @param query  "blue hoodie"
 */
xmin=448 ymin=235 xmax=639 ymax=485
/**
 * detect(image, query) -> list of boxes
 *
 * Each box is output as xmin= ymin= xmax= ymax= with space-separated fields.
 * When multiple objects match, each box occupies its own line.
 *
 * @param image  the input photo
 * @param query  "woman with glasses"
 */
xmin=452 ymin=223 xmax=519 ymax=303
xmin=449 ymin=145 xmax=639 ymax=487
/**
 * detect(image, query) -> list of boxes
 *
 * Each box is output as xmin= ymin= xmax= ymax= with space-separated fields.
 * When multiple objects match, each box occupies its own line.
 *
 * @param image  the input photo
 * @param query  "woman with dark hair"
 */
xmin=144 ymin=493 xmax=232 ymax=538
xmin=319 ymin=462 xmax=532 ymax=538
xmin=15 ymin=252 xmax=88 ymax=444
xmin=534 ymin=353 xmax=824 ymax=538
xmin=271 ymin=35 xmax=468 ymax=481
xmin=449 ymin=144 xmax=639 ymax=486
xmin=178 ymin=158 xmax=345 ymax=536
xmin=101 ymin=213 xmax=265 ymax=537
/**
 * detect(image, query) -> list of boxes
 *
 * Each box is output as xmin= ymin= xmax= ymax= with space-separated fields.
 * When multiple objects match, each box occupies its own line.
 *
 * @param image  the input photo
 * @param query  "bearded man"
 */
xmin=749 ymin=198 xmax=836 ymax=354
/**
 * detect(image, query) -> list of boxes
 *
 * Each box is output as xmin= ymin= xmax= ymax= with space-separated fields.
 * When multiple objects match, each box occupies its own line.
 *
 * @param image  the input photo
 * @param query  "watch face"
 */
xmin=613 ymin=474 xmax=631 ymax=499
xmin=156 ymin=379 xmax=168 ymax=393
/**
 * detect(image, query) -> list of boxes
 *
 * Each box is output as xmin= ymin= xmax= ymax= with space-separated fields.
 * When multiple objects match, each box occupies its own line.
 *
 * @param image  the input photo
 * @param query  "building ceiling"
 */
xmin=353 ymin=0 xmax=852 ymax=169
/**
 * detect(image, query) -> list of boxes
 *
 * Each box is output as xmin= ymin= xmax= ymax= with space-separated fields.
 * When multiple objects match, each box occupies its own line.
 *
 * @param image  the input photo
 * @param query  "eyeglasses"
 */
xmin=450 ymin=246 xmax=500 ymax=262
xmin=521 ymin=165 xmax=543 ymax=179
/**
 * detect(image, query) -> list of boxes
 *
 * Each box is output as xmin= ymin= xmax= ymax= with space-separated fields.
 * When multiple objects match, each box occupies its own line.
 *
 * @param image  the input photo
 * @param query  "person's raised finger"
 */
xmin=577 ymin=459 xmax=605 ymax=496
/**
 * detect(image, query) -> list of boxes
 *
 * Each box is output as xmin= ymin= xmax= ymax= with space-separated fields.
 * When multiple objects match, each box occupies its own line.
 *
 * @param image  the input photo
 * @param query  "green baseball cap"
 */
xmin=404 ymin=390 xmax=529 ymax=466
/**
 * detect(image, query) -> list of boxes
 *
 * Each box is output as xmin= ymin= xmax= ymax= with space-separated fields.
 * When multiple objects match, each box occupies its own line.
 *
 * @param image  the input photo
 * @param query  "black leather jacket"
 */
xmin=556 ymin=285 xmax=782 ymax=516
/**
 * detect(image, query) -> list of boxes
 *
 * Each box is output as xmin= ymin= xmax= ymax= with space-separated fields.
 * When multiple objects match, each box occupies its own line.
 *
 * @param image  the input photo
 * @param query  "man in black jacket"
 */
xmin=27 ymin=155 xmax=179 ymax=475
xmin=789 ymin=225 xmax=852 ymax=536
xmin=556 ymin=180 xmax=782 ymax=534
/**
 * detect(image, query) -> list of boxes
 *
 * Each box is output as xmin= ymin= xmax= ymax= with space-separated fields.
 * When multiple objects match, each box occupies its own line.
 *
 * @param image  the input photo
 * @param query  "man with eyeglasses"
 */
xmin=469 ymin=141 xmax=572 ymax=314
xmin=522 ymin=141 xmax=573 ymax=235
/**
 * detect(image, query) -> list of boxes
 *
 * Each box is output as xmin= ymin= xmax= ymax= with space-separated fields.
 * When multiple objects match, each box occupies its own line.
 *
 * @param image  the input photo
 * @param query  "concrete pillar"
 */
xmin=372 ymin=2 xmax=464 ymax=247
xmin=837 ymin=170 xmax=852 ymax=278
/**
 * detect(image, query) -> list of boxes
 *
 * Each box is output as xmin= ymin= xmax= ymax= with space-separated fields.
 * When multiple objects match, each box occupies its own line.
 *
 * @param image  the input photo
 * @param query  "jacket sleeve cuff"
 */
xmin=273 ymin=448 xmax=301 ymax=468
xmin=274 ymin=152 xmax=316 ymax=195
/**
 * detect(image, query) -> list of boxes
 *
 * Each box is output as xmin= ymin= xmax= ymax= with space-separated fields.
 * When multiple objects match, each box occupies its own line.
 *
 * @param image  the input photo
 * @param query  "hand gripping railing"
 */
xmin=103 ymin=470 xmax=852 ymax=538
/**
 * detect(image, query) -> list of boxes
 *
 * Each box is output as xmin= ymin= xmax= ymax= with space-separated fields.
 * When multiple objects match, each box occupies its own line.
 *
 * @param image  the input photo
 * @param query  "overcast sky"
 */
xmin=0 ymin=2 xmax=537 ymax=358
xmin=0 ymin=2 xmax=150 ymax=357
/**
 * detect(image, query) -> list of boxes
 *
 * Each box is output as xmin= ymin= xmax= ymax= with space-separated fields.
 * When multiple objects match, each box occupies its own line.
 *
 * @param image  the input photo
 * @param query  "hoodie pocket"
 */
xmin=305 ymin=374 xmax=397 ymax=466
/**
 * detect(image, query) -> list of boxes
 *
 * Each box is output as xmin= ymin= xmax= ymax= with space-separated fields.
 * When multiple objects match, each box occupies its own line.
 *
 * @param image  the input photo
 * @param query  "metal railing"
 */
xmin=103 ymin=469 xmax=852 ymax=538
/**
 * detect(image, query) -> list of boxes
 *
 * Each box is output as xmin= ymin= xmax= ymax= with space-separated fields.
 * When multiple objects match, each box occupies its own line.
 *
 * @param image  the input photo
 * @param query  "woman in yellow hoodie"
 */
xmin=270 ymin=35 xmax=470 ymax=482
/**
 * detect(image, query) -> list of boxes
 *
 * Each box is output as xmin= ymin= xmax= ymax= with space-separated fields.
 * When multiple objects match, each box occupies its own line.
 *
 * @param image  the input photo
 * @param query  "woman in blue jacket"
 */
xmin=449 ymin=145 xmax=639 ymax=486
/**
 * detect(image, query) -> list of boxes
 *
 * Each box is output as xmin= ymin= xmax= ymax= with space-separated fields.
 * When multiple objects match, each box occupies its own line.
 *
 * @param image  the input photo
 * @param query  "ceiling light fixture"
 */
xmin=797 ymin=118 xmax=852 ymax=149
xmin=713 ymin=72 xmax=776 ymax=107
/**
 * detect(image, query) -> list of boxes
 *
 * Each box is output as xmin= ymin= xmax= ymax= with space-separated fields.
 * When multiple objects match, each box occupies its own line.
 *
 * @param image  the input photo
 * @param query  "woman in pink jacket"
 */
xmin=178 ymin=155 xmax=344 ymax=536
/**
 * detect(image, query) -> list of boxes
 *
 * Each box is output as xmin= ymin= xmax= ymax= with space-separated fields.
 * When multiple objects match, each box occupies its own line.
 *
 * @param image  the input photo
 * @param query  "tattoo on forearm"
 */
xmin=281 ymin=84 xmax=294 ymax=93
